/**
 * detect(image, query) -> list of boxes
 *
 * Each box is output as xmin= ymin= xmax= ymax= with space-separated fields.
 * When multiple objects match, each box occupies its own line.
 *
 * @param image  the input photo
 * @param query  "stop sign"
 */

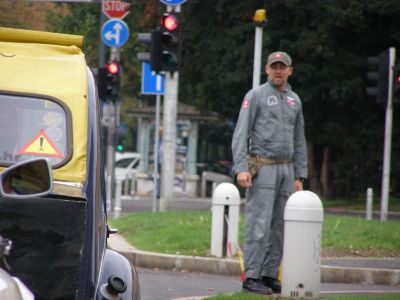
xmin=102 ymin=0 xmax=130 ymax=19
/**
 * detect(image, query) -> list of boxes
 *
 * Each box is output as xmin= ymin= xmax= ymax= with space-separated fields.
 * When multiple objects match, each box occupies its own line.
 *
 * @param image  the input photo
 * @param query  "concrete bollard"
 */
xmin=282 ymin=191 xmax=324 ymax=298
xmin=130 ymin=171 xmax=137 ymax=196
xmin=210 ymin=183 xmax=240 ymax=258
xmin=114 ymin=175 xmax=124 ymax=212
xmin=366 ymin=188 xmax=373 ymax=220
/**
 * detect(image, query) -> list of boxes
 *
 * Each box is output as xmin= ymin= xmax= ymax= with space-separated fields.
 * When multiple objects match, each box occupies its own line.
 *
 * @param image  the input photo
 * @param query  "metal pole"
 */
xmin=252 ymin=9 xmax=266 ymax=89
xmin=106 ymin=102 xmax=116 ymax=211
xmin=98 ymin=4 xmax=106 ymax=68
xmin=106 ymin=48 xmax=120 ymax=211
xmin=380 ymin=47 xmax=395 ymax=221
xmin=252 ymin=26 xmax=263 ymax=89
xmin=153 ymin=94 xmax=161 ymax=212
xmin=160 ymin=72 xmax=178 ymax=211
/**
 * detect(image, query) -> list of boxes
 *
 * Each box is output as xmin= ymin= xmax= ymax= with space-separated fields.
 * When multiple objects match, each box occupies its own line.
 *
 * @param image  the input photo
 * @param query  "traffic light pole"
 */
xmin=160 ymin=71 xmax=178 ymax=211
xmin=380 ymin=47 xmax=395 ymax=221
xmin=153 ymin=93 xmax=161 ymax=212
xmin=106 ymin=47 xmax=120 ymax=212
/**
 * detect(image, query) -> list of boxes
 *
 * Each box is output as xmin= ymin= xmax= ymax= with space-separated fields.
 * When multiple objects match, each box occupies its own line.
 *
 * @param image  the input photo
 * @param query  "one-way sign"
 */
xmin=141 ymin=63 xmax=165 ymax=95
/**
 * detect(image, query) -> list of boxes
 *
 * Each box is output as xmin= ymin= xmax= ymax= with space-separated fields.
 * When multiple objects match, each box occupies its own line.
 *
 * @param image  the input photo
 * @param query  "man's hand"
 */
xmin=294 ymin=179 xmax=303 ymax=192
xmin=237 ymin=171 xmax=252 ymax=188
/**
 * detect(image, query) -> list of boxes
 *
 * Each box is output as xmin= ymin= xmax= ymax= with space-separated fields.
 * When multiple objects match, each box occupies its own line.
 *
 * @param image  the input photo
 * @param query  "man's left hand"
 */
xmin=294 ymin=179 xmax=303 ymax=192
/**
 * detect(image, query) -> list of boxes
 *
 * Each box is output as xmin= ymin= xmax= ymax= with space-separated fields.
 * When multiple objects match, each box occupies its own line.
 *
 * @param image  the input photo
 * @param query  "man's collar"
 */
xmin=267 ymin=80 xmax=291 ymax=92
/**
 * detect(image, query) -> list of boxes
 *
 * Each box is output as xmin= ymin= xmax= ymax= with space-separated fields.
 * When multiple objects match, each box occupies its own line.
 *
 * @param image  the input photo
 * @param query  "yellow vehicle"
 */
xmin=0 ymin=27 xmax=140 ymax=300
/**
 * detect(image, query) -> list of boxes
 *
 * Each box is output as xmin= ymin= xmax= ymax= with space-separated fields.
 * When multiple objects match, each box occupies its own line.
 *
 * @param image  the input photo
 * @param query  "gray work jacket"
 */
xmin=231 ymin=81 xmax=308 ymax=179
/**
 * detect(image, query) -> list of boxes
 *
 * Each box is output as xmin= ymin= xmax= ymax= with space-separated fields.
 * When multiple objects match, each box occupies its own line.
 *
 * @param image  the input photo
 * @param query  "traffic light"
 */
xmin=366 ymin=49 xmax=390 ymax=105
xmin=393 ymin=63 xmax=400 ymax=103
xmin=160 ymin=12 xmax=180 ymax=72
xmin=116 ymin=143 xmax=124 ymax=152
xmin=137 ymin=31 xmax=163 ymax=73
xmin=98 ymin=61 xmax=120 ymax=101
xmin=106 ymin=61 xmax=121 ymax=101
xmin=137 ymin=32 xmax=151 ymax=64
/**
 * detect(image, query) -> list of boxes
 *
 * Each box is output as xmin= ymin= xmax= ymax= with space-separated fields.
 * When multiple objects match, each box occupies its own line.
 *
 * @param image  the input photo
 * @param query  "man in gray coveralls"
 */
xmin=231 ymin=51 xmax=307 ymax=295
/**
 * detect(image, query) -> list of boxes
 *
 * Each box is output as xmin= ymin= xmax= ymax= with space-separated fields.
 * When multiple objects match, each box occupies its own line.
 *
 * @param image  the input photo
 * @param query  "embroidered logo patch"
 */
xmin=286 ymin=96 xmax=296 ymax=106
xmin=267 ymin=96 xmax=278 ymax=107
xmin=242 ymin=98 xmax=249 ymax=109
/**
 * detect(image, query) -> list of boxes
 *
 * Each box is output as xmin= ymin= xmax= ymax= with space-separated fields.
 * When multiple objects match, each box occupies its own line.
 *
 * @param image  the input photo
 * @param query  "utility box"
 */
xmin=282 ymin=191 xmax=324 ymax=298
xmin=211 ymin=183 xmax=240 ymax=258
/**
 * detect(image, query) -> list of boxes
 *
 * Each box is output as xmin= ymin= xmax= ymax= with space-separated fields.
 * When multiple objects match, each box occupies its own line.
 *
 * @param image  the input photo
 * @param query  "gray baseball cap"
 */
xmin=267 ymin=51 xmax=292 ymax=66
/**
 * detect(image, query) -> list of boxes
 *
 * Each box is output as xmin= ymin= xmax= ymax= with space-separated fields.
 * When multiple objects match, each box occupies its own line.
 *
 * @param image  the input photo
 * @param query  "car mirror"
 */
xmin=0 ymin=158 xmax=53 ymax=198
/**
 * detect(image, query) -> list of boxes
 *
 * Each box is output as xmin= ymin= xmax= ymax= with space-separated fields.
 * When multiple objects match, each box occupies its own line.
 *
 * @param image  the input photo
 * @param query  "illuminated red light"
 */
xmin=162 ymin=15 xmax=178 ymax=31
xmin=106 ymin=62 xmax=119 ymax=75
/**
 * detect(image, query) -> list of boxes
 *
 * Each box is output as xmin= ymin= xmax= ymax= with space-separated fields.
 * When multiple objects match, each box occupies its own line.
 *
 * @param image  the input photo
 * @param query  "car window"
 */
xmin=115 ymin=158 xmax=135 ymax=168
xmin=132 ymin=159 xmax=140 ymax=169
xmin=0 ymin=94 xmax=69 ymax=167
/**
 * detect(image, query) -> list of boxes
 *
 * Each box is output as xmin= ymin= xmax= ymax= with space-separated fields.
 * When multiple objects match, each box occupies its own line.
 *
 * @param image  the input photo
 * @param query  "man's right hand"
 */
xmin=236 ymin=171 xmax=252 ymax=188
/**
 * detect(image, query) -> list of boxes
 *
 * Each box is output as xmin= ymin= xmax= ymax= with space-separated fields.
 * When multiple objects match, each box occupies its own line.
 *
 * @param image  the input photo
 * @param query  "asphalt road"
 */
xmin=137 ymin=267 xmax=400 ymax=300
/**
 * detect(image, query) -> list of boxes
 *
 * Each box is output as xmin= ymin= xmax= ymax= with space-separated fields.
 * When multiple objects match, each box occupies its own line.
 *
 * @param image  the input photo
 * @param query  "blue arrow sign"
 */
xmin=101 ymin=19 xmax=129 ymax=47
xmin=141 ymin=63 xmax=165 ymax=95
xmin=159 ymin=0 xmax=187 ymax=5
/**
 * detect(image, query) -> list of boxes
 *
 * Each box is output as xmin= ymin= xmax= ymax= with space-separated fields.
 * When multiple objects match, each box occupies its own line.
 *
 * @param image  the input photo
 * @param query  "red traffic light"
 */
xmin=106 ymin=62 xmax=119 ymax=75
xmin=396 ymin=73 xmax=400 ymax=83
xmin=161 ymin=14 xmax=178 ymax=31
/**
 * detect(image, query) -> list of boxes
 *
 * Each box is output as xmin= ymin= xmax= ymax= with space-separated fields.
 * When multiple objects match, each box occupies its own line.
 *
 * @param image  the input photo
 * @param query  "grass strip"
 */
xmin=109 ymin=211 xmax=400 ymax=257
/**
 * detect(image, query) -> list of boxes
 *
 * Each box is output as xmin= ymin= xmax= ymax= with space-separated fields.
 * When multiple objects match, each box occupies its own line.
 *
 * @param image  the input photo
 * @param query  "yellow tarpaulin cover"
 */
xmin=0 ymin=27 xmax=88 ymax=183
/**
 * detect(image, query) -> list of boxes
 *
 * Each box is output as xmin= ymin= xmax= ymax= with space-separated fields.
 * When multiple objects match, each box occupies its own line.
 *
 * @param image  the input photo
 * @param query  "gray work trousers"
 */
xmin=244 ymin=162 xmax=294 ymax=279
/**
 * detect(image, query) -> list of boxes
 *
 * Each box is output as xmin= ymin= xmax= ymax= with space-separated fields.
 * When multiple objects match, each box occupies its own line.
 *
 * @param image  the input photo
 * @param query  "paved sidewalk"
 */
xmin=108 ymin=233 xmax=400 ymax=286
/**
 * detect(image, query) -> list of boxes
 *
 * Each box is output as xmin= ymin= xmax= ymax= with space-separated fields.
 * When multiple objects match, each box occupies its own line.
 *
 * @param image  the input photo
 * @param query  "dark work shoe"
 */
xmin=261 ymin=276 xmax=281 ymax=293
xmin=242 ymin=278 xmax=273 ymax=295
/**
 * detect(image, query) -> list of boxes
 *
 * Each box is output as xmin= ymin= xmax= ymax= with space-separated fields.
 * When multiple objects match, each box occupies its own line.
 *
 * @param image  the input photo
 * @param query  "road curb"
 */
xmin=108 ymin=234 xmax=400 ymax=286
xmin=321 ymin=265 xmax=400 ymax=286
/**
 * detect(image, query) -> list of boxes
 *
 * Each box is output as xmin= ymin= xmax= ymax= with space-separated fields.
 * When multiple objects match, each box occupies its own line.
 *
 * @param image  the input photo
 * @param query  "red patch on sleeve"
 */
xmin=242 ymin=98 xmax=249 ymax=109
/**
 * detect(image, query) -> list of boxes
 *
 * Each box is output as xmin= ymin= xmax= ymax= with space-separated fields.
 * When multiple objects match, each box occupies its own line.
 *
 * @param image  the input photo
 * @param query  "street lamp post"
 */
xmin=252 ymin=9 xmax=267 ymax=89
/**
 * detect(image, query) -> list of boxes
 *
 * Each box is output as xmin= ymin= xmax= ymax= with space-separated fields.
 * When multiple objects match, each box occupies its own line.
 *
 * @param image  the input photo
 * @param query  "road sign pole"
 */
xmin=153 ymin=94 xmax=162 ymax=212
xmin=380 ymin=47 xmax=396 ymax=221
xmin=160 ymin=72 xmax=178 ymax=211
xmin=105 ymin=47 xmax=120 ymax=211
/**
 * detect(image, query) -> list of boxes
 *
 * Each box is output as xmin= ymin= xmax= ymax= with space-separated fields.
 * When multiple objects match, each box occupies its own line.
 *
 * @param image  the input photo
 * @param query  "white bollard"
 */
xmin=366 ymin=188 xmax=373 ymax=220
xmin=106 ymin=175 xmax=112 ymax=211
xmin=282 ymin=191 xmax=324 ymax=298
xmin=114 ymin=175 xmax=124 ymax=212
xmin=130 ymin=171 xmax=137 ymax=196
xmin=124 ymin=173 xmax=130 ymax=196
xmin=211 ymin=183 xmax=240 ymax=258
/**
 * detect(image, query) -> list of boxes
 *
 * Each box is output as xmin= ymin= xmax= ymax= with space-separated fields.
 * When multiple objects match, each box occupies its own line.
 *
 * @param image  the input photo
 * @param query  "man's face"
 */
xmin=265 ymin=62 xmax=293 ymax=90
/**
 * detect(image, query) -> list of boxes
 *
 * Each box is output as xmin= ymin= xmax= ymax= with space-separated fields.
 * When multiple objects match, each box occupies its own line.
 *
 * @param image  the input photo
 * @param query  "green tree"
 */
xmin=180 ymin=0 xmax=400 ymax=199
xmin=2 ymin=0 xmax=400 ymax=200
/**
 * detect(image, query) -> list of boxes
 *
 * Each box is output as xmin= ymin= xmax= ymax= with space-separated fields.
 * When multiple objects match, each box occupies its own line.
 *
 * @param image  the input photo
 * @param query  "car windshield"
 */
xmin=115 ymin=157 xmax=140 ymax=169
xmin=0 ymin=94 xmax=69 ymax=167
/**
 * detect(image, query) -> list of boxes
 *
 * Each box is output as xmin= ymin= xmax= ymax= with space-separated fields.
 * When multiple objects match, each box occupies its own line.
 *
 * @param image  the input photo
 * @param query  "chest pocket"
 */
xmin=260 ymin=96 xmax=280 ymax=120
xmin=285 ymin=105 xmax=297 ymax=124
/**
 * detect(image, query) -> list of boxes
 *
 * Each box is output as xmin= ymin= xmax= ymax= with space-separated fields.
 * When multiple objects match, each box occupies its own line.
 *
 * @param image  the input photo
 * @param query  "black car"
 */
xmin=0 ymin=27 xmax=140 ymax=300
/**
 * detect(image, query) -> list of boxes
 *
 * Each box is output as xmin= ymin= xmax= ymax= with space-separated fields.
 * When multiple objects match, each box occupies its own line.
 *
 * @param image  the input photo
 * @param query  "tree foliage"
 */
xmin=180 ymin=0 xmax=400 ymax=199
xmin=1 ymin=0 xmax=400 ymax=199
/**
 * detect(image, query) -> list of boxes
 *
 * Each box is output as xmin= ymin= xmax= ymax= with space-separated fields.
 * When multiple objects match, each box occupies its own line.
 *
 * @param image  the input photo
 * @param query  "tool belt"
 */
xmin=248 ymin=155 xmax=292 ymax=179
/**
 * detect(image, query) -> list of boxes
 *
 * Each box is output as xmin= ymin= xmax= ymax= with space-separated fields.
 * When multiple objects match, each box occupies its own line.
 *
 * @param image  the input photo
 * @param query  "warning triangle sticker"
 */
xmin=18 ymin=129 xmax=63 ymax=158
